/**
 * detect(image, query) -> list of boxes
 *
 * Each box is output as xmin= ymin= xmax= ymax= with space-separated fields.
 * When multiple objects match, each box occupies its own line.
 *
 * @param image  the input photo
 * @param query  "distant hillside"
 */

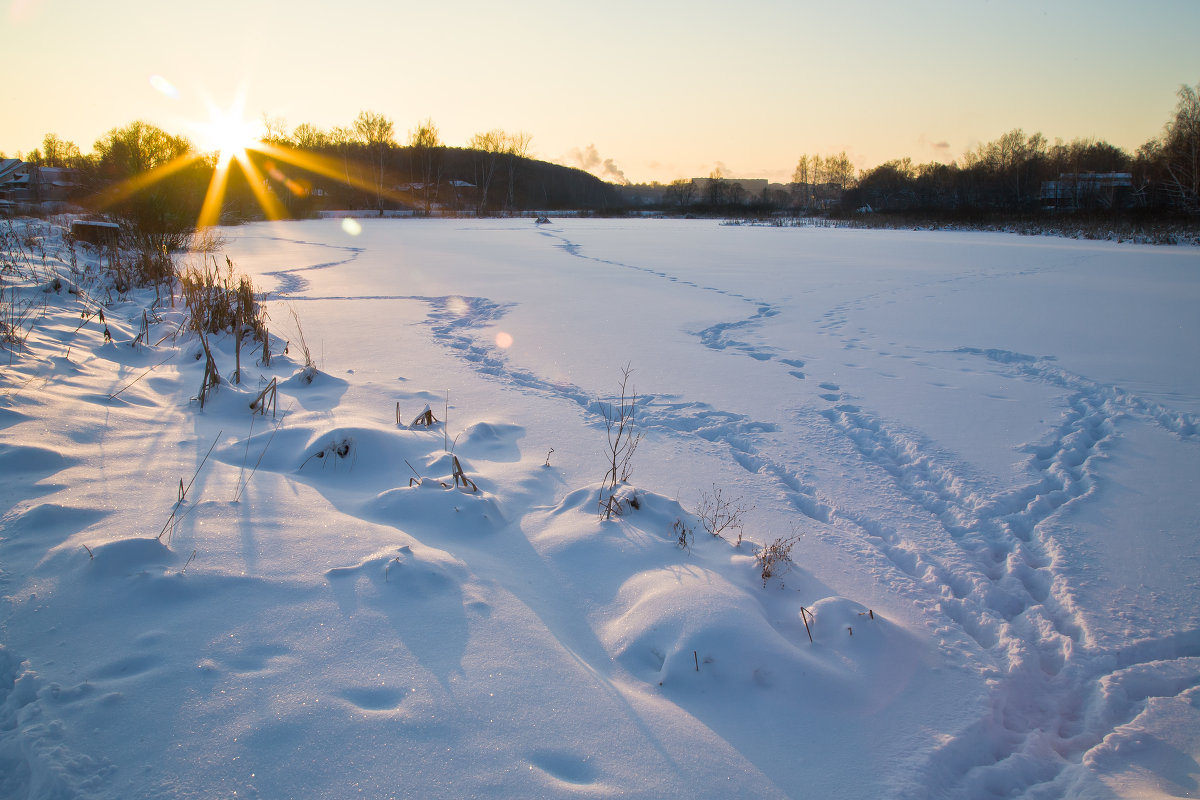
xmin=225 ymin=145 xmax=624 ymax=219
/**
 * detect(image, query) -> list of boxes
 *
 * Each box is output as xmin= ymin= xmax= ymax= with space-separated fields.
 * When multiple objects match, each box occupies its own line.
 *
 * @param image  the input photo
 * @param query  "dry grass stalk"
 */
xmin=249 ymin=377 xmax=278 ymax=417
xmin=799 ymin=606 xmax=814 ymax=643
xmin=159 ymin=431 xmax=222 ymax=542
xmin=179 ymin=255 xmax=267 ymax=341
xmin=451 ymin=455 xmax=478 ymax=493
xmin=233 ymin=405 xmax=289 ymax=503
xmin=260 ymin=327 xmax=271 ymax=367
xmin=108 ymin=353 xmax=176 ymax=401
xmin=405 ymin=459 xmax=424 ymax=487
xmin=674 ymin=518 xmax=694 ymax=550
xmin=410 ymin=404 xmax=438 ymax=427
xmin=197 ymin=330 xmax=221 ymax=408
xmin=286 ymin=304 xmax=315 ymax=378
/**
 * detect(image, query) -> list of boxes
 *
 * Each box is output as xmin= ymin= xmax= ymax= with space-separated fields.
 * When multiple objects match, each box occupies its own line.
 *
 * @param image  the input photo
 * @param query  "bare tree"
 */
xmin=408 ymin=118 xmax=443 ymax=215
xmin=292 ymin=123 xmax=331 ymax=151
xmin=824 ymin=151 xmax=857 ymax=194
xmin=1160 ymin=82 xmax=1200 ymax=212
xmin=791 ymin=154 xmax=811 ymax=211
xmin=328 ymin=125 xmax=356 ymax=191
xmin=962 ymin=130 xmax=1047 ymax=208
xmin=507 ymin=131 xmax=533 ymax=158
xmin=354 ymin=110 xmax=395 ymax=211
xmin=805 ymin=154 xmax=830 ymax=207
xmin=504 ymin=131 xmax=533 ymax=212
xmin=260 ymin=115 xmax=290 ymax=145
xmin=468 ymin=129 xmax=505 ymax=215
xmin=704 ymin=169 xmax=728 ymax=207
xmin=31 ymin=133 xmax=82 ymax=168
xmin=665 ymin=178 xmax=696 ymax=212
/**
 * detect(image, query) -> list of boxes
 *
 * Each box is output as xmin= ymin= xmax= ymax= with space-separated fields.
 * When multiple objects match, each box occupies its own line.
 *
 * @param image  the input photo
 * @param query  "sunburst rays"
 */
xmin=93 ymin=95 xmax=417 ymax=230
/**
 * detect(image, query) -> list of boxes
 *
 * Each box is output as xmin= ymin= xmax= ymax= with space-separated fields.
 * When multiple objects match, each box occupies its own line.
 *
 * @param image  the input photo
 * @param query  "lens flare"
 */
xmin=149 ymin=75 xmax=179 ymax=99
xmin=495 ymin=332 xmax=514 ymax=349
xmin=341 ymin=218 xmax=362 ymax=236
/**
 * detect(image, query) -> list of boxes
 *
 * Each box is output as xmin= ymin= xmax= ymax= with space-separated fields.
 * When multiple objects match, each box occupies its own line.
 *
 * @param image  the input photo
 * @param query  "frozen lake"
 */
xmin=2 ymin=217 xmax=1197 ymax=798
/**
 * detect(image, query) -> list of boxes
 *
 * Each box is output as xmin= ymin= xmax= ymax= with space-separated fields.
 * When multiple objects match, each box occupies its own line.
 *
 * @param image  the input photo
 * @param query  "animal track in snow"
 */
xmin=815 ymin=350 xmax=1200 ymax=798
xmin=243 ymin=234 xmax=364 ymax=298
xmin=540 ymin=231 xmax=798 ymax=366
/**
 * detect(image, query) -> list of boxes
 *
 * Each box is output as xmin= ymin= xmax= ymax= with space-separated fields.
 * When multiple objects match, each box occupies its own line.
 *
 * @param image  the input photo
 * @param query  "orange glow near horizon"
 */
xmin=95 ymin=99 xmax=419 ymax=231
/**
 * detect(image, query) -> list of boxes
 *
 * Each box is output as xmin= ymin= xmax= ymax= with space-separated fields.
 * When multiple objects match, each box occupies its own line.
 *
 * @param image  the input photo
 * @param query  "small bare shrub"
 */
xmin=756 ymin=535 xmax=798 ymax=587
xmin=697 ymin=485 xmax=751 ymax=545
xmin=0 ymin=223 xmax=44 ymax=358
xmin=598 ymin=364 xmax=644 ymax=520
xmin=132 ymin=242 xmax=173 ymax=287
xmin=0 ymin=284 xmax=35 ymax=355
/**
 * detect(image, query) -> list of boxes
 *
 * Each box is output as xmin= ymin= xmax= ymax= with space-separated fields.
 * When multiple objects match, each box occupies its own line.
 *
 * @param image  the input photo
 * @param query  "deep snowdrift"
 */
xmin=1 ymin=217 xmax=1197 ymax=799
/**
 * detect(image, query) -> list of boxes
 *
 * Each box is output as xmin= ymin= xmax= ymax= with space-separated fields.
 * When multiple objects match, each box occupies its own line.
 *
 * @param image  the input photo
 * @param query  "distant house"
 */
xmin=1040 ymin=172 xmax=1132 ymax=210
xmin=444 ymin=180 xmax=477 ymax=211
xmin=0 ymin=160 xmax=81 ymax=210
xmin=34 ymin=166 xmax=80 ymax=202
xmin=0 ymin=159 xmax=32 ymax=208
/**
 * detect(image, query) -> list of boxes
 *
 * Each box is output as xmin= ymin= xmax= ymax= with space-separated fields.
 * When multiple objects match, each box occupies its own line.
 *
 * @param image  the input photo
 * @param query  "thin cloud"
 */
xmin=920 ymin=134 xmax=954 ymax=161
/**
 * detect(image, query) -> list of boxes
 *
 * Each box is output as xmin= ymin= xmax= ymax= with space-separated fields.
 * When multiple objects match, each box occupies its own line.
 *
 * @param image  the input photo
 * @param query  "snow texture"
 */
xmin=1 ymin=216 xmax=1197 ymax=799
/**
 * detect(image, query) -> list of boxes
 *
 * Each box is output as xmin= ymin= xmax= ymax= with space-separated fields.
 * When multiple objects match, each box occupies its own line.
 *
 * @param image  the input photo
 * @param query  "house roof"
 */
xmin=0 ymin=158 xmax=26 ymax=183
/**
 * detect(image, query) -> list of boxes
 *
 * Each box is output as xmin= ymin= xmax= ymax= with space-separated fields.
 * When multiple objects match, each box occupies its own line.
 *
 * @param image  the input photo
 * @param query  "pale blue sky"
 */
xmin=4 ymin=0 xmax=1197 ymax=183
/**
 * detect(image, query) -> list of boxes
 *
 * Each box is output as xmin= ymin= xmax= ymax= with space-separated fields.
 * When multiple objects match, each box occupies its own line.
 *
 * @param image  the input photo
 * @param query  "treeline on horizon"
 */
xmin=8 ymin=81 xmax=1199 ymax=233
xmin=658 ymin=82 xmax=1199 ymax=221
xmin=12 ymin=113 xmax=620 ymax=223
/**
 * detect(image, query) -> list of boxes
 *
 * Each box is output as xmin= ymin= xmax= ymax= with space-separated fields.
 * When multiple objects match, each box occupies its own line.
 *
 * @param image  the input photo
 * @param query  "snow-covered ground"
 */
xmin=2 ymin=217 xmax=1198 ymax=799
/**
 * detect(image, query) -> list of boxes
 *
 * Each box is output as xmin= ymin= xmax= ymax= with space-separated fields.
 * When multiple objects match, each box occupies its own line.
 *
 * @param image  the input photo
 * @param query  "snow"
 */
xmin=2 ymin=216 xmax=1198 ymax=799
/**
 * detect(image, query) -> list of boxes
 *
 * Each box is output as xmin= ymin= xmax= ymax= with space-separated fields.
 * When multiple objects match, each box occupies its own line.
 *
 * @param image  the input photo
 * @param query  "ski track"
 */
xmin=400 ymin=231 xmax=1200 ymax=799
xmin=252 ymin=228 xmax=1199 ymax=797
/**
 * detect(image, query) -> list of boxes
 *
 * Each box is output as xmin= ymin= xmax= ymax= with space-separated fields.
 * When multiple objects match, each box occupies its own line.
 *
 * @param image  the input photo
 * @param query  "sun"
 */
xmin=190 ymin=91 xmax=286 ymax=227
xmin=196 ymin=99 xmax=260 ymax=169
